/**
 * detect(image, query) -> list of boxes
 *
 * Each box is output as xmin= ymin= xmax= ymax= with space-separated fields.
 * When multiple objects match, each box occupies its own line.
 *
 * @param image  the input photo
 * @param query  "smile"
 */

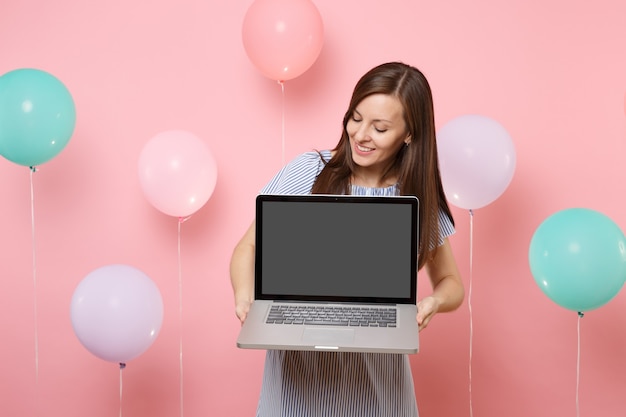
xmin=356 ymin=143 xmax=374 ymax=153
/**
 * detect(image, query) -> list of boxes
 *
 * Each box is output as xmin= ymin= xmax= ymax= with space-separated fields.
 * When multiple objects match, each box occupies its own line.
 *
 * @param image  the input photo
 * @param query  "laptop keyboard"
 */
xmin=266 ymin=304 xmax=397 ymax=327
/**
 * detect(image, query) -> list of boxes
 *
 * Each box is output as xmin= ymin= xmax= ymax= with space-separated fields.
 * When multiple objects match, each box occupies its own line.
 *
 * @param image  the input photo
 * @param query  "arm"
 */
xmin=416 ymin=238 xmax=464 ymax=331
xmin=230 ymin=221 xmax=256 ymax=324
xmin=229 ymin=153 xmax=323 ymax=324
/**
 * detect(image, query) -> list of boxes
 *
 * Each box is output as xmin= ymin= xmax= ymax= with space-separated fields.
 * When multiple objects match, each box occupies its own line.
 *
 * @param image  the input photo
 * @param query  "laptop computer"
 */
xmin=236 ymin=194 xmax=420 ymax=354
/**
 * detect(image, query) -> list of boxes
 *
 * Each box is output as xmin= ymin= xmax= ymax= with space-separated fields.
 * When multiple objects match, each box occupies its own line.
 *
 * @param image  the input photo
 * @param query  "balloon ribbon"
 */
xmin=29 ymin=167 xmax=39 ymax=383
xmin=119 ymin=363 xmax=126 ymax=417
xmin=178 ymin=217 xmax=188 ymax=417
xmin=576 ymin=312 xmax=584 ymax=417
xmin=279 ymin=80 xmax=285 ymax=165
xmin=468 ymin=209 xmax=474 ymax=417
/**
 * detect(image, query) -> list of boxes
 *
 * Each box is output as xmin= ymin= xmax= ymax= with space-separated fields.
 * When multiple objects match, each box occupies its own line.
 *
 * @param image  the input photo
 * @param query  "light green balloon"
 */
xmin=0 ymin=68 xmax=76 ymax=167
xmin=529 ymin=208 xmax=626 ymax=312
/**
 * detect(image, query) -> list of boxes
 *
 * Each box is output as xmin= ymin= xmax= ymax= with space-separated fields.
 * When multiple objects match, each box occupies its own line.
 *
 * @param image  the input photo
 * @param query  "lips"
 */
xmin=355 ymin=143 xmax=374 ymax=154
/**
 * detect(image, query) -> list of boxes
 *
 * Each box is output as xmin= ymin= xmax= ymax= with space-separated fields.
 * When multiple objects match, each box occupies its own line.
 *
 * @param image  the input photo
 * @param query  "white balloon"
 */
xmin=438 ymin=114 xmax=516 ymax=210
xmin=70 ymin=264 xmax=164 ymax=364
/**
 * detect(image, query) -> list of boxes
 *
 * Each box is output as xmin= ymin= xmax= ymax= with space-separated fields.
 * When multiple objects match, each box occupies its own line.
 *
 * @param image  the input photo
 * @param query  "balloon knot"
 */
xmin=119 ymin=362 xmax=126 ymax=369
xmin=577 ymin=311 xmax=585 ymax=318
xmin=29 ymin=166 xmax=38 ymax=173
xmin=178 ymin=216 xmax=191 ymax=224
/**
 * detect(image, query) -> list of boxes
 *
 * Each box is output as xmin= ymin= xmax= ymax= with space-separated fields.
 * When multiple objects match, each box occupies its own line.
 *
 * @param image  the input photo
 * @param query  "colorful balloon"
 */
xmin=70 ymin=264 xmax=164 ymax=363
xmin=242 ymin=0 xmax=324 ymax=81
xmin=438 ymin=115 xmax=516 ymax=210
xmin=138 ymin=130 xmax=218 ymax=218
xmin=529 ymin=208 xmax=626 ymax=312
xmin=0 ymin=68 xmax=76 ymax=167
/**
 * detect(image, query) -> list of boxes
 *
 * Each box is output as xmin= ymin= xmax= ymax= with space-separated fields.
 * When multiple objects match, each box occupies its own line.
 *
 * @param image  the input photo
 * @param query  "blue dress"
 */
xmin=256 ymin=150 xmax=454 ymax=417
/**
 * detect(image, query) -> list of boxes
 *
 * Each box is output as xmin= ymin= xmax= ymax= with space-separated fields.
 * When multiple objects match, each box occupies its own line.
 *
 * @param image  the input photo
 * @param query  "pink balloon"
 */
xmin=70 ymin=264 xmax=164 ymax=364
xmin=242 ymin=0 xmax=324 ymax=81
xmin=438 ymin=115 xmax=516 ymax=210
xmin=138 ymin=130 xmax=217 ymax=218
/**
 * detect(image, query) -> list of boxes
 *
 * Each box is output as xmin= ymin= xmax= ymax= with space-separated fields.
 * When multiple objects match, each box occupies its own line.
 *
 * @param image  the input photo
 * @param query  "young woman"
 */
xmin=231 ymin=62 xmax=465 ymax=416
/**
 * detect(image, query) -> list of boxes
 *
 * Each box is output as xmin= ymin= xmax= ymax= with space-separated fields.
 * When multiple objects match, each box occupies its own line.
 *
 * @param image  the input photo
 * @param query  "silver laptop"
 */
xmin=236 ymin=194 xmax=420 ymax=354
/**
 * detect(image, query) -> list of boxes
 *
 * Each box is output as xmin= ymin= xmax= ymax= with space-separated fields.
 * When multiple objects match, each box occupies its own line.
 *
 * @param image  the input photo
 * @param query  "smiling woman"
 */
xmin=230 ymin=62 xmax=464 ymax=417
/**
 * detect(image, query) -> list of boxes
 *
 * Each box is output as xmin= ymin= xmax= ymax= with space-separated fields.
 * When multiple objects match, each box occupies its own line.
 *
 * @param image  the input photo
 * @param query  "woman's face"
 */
xmin=346 ymin=94 xmax=411 ymax=180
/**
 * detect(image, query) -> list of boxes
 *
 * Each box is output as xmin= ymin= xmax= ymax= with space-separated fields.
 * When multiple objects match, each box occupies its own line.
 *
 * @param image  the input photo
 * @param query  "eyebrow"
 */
xmin=353 ymin=109 xmax=393 ymax=124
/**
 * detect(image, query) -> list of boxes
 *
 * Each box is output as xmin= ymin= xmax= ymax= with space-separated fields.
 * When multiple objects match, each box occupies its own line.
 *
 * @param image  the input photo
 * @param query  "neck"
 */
xmin=351 ymin=169 xmax=397 ymax=188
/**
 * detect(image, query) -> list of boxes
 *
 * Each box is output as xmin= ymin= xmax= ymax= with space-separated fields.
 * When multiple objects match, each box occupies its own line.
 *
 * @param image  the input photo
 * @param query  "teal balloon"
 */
xmin=529 ymin=208 xmax=626 ymax=312
xmin=0 ymin=68 xmax=76 ymax=167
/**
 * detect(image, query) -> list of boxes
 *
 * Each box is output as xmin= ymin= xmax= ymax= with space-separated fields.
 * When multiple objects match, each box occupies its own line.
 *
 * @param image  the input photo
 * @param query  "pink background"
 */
xmin=1 ymin=0 xmax=625 ymax=416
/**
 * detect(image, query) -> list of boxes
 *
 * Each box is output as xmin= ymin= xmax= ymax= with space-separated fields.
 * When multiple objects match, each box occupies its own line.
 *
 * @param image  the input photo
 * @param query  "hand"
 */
xmin=416 ymin=296 xmax=440 ymax=331
xmin=235 ymin=299 xmax=252 ymax=325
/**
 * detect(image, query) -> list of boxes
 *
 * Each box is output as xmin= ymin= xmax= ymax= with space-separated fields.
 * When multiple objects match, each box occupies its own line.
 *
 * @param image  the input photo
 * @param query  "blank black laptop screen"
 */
xmin=255 ymin=195 xmax=418 ymax=304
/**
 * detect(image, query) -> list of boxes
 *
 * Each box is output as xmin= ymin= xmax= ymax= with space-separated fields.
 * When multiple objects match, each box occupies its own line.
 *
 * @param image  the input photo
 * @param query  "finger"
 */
xmin=235 ymin=309 xmax=247 ymax=324
xmin=417 ymin=311 xmax=434 ymax=331
xmin=416 ymin=309 xmax=429 ymax=325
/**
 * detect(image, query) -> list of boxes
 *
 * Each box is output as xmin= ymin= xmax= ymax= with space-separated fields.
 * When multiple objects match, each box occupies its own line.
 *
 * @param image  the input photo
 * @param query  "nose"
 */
xmin=352 ymin=122 xmax=369 ymax=142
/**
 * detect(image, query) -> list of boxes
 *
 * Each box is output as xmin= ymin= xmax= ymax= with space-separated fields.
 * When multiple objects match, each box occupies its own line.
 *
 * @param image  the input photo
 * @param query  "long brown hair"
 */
xmin=311 ymin=62 xmax=454 ymax=269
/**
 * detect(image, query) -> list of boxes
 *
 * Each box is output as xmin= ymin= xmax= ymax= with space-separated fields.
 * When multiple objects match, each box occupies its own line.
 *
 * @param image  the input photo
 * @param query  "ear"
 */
xmin=404 ymin=134 xmax=412 ymax=146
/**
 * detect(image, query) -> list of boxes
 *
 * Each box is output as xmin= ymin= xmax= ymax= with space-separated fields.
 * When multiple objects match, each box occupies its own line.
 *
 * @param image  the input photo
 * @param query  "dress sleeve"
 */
xmin=260 ymin=151 xmax=327 ymax=195
xmin=435 ymin=209 xmax=455 ymax=247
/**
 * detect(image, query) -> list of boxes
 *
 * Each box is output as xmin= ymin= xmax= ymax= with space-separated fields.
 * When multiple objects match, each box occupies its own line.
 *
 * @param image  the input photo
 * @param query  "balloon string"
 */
xmin=576 ymin=312 xmax=584 ymax=417
xmin=177 ymin=218 xmax=185 ymax=417
xmin=29 ymin=166 xmax=39 ymax=383
xmin=119 ymin=363 xmax=126 ymax=417
xmin=279 ymin=80 xmax=285 ymax=165
xmin=468 ymin=209 xmax=474 ymax=417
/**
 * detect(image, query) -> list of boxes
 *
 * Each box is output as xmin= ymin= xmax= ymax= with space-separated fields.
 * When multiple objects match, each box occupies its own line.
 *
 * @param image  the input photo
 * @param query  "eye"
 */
xmin=351 ymin=109 xmax=363 ymax=123
xmin=374 ymin=127 xmax=388 ymax=133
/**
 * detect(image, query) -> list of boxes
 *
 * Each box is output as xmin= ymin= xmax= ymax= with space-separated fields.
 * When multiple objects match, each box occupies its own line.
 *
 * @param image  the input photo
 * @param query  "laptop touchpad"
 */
xmin=302 ymin=328 xmax=355 ymax=345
